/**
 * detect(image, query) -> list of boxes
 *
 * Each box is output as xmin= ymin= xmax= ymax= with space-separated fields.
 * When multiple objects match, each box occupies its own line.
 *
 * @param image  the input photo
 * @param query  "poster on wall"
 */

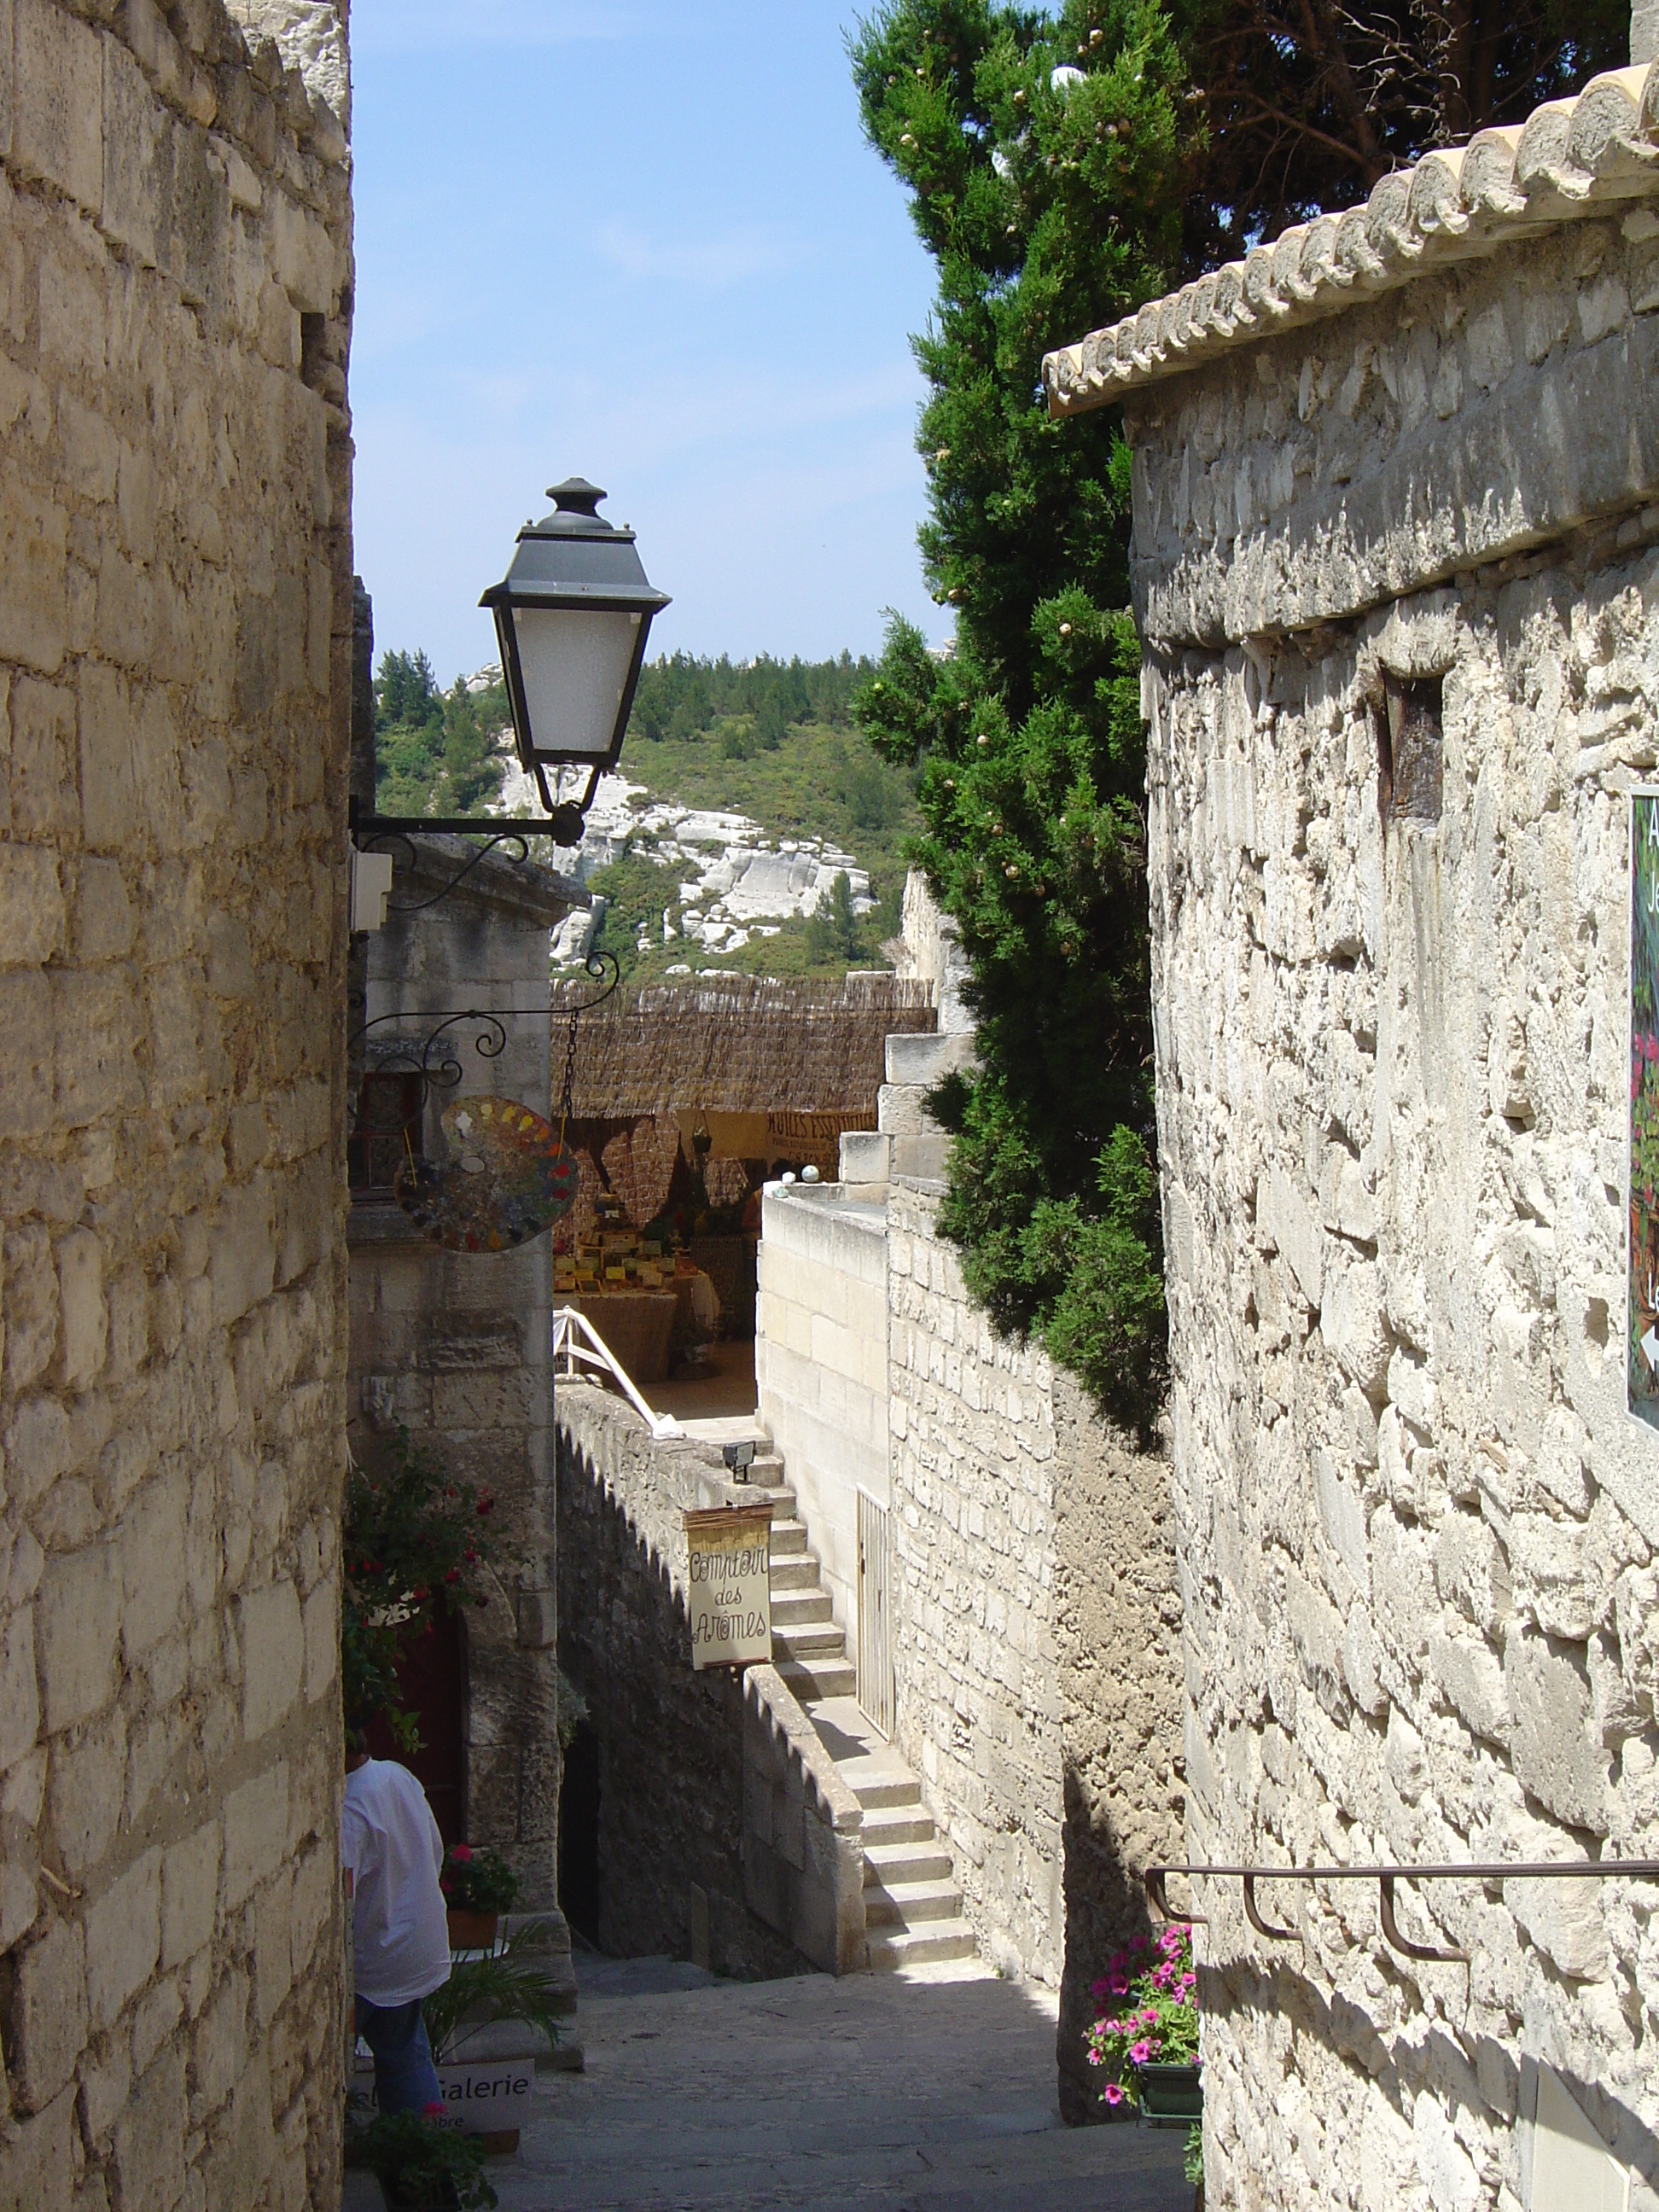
xmin=1631 ymin=792 xmax=1659 ymax=1431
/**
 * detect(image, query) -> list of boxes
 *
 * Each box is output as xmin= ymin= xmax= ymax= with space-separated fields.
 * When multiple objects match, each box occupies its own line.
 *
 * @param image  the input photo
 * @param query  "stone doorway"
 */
xmin=364 ymin=1605 xmax=469 ymax=1848
xmin=559 ymin=1717 xmax=602 ymax=1945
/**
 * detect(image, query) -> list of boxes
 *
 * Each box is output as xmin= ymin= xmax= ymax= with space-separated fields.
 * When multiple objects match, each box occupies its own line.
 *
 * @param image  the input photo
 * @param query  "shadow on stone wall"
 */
xmin=1051 ymin=1371 xmax=1188 ymax=2124
xmin=1057 ymin=1767 xmax=1167 ymax=2125
xmin=556 ymin=1430 xmax=804 ymax=1981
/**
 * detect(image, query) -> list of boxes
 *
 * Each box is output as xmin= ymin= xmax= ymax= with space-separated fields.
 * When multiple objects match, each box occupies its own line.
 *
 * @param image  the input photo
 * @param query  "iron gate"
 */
xmin=857 ymin=1490 xmax=893 ymax=1738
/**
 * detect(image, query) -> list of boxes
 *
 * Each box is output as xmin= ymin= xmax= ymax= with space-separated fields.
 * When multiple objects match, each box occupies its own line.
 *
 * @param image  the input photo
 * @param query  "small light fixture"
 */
xmin=480 ymin=478 xmax=671 ymax=842
xmin=723 ymin=1440 xmax=756 ymax=1483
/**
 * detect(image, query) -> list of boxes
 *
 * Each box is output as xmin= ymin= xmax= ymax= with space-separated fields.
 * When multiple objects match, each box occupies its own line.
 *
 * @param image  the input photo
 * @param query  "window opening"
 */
xmin=1380 ymin=673 xmax=1443 ymax=824
xmin=348 ymin=1070 xmax=424 ymax=1194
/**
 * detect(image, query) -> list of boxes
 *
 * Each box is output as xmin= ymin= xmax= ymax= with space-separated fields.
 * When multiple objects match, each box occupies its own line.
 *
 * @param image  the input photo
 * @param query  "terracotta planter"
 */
xmin=1135 ymin=2059 xmax=1202 ymax=2127
xmin=445 ymin=1908 xmax=498 ymax=1952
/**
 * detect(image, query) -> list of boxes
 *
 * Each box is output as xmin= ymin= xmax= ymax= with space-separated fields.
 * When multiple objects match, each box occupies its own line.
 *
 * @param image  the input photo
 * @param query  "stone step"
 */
xmin=768 ymin=1552 xmax=822 ymax=1591
xmin=863 ymin=1840 xmax=953 ymax=1886
xmin=739 ymin=1483 xmax=795 ymax=1516
xmin=776 ymin=1656 xmax=857 ymax=1702
xmin=865 ymin=1924 xmax=979 ymax=1970
xmin=771 ymin=1588 xmax=833 ymax=1627
xmin=849 ymin=1773 xmax=922 ymax=1812
xmin=859 ymin=1803 xmax=937 ymax=1848
xmin=771 ymin=1621 xmax=847 ymax=1660
xmin=864 ymin=1877 xmax=963 ymax=1929
xmin=748 ymin=1455 xmax=785 ymax=1482
xmin=768 ymin=1520 xmax=808 ymax=1557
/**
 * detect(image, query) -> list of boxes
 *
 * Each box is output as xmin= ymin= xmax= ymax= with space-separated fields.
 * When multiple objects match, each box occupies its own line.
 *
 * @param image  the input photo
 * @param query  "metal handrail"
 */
xmin=553 ymin=1305 xmax=684 ymax=1442
xmin=1146 ymin=1860 xmax=1659 ymax=1966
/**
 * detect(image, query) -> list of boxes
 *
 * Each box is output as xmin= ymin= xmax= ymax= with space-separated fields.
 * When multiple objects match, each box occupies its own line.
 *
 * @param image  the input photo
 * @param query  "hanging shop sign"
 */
xmin=684 ymin=1504 xmax=773 ymax=1670
xmin=394 ymin=1095 xmax=577 ymax=1253
xmin=1632 ymin=792 xmax=1659 ymax=1431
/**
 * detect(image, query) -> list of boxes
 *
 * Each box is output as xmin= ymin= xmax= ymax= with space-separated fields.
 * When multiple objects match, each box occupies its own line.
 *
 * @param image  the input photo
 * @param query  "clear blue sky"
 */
xmin=349 ymin=1 xmax=950 ymax=686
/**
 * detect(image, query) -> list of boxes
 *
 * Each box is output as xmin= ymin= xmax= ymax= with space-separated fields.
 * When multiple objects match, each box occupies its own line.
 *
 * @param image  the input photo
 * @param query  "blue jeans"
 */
xmin=357 ymin=1994 xmax=442 ymax=2118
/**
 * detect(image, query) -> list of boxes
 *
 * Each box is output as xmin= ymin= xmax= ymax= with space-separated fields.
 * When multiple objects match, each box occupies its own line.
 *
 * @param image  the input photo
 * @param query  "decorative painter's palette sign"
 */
xmin=684 ymin=1505 xmax=773 ymax=1669
xmin=1633 ymin=794 xmax=1659 ymax=1431
xmin=396 ymin=1096 xmax=578 ymax=1253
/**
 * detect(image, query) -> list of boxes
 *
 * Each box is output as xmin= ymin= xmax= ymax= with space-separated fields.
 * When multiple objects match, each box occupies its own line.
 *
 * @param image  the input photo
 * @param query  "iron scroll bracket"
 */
xmin=347 ymin=793 xmax=596 ymax=915
xmin=1145 ymin=1859 xmax=1659 ymax=1970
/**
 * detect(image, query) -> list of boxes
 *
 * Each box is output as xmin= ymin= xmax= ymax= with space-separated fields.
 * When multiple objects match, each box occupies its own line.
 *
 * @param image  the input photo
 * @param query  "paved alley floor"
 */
xmin=346 ymin=1953 xmax=1190 ymax=2212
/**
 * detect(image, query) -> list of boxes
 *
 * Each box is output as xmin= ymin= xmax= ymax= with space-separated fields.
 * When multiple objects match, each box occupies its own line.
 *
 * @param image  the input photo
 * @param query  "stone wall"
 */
xmin=754 ymin=1185 xmax=890 ymax=1633
xmin=1132 ymin=206 xmax=1659 ymax=2208
xmin=0 ymin=2 xmax=354 ymax=2206
xmin=887 ymin=1185 xmax=1183 ymax=2116
xmin=348 ymin=843 xmax=572 ymax=1908
xmin=554 ymin=1381 xmax=811 ymax=1979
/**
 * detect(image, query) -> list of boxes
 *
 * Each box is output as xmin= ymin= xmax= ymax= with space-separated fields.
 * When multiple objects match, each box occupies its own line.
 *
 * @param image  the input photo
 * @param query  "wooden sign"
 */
xmin=684 ymin=1504 xmax=773 ymax=1669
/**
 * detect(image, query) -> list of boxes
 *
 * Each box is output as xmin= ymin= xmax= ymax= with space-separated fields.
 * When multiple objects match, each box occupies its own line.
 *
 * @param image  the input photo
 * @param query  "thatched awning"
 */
xmin=556 ymin=972 xmax=936 ymax=1117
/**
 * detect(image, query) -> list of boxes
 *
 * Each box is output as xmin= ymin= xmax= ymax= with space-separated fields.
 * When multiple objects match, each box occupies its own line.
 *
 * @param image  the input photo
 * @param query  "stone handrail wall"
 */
xmin=554 ymin=1381 xmax=864 ymax=1976
xmin=742 ymin=1661 xmax=866 ymax=1975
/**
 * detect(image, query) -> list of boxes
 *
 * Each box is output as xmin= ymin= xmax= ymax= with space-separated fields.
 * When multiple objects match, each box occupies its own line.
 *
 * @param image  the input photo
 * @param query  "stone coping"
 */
xmin=743 ymin=1662 xmax=864 ymax=1837
xmin=1045 ymin=62 xmax=1659 ymax=413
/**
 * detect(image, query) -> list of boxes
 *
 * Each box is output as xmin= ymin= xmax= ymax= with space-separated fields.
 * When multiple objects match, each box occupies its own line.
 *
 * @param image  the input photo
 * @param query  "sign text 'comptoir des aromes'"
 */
xmin=684 ymin=1504 xmax=773 ymax=1670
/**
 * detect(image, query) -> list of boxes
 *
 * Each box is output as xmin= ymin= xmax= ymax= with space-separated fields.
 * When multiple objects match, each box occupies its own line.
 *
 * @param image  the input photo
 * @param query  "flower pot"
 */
xmin=1135 ymin=2060 xmax=1202 ymax=2127
xmin=376 ymin=2178 xmax=461 ymax=2212
xmin=445 ymin=1908 xmax=498 ymax=1952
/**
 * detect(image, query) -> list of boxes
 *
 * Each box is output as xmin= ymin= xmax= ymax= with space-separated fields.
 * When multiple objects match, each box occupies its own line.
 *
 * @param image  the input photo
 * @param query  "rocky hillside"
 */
xmin=414 ymin=655 xmax=922 ymax=984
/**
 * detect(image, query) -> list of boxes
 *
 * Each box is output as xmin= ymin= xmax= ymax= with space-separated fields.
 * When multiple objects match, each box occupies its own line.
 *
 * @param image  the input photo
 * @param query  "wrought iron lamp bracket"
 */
xmin=347 ymin=790 xmax=596 ymax=918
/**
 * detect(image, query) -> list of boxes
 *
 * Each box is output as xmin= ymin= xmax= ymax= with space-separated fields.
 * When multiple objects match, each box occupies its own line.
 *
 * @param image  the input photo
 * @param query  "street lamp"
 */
xmin=481 ymin=478 xmax=671 ymax=843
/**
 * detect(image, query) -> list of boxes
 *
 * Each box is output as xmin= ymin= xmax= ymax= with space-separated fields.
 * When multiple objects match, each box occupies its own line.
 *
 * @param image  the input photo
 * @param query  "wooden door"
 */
xmin=857 ymin=1490 xmax=892 ymax=1739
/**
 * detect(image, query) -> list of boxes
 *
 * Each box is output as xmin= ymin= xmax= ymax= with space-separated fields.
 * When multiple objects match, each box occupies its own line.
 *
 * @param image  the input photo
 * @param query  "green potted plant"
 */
xmin=421 ymin=1924 xmax=564 ymax=2156
xmin=353 ymin=2108 xmax=498 ymax=2211
xmin=440 ymin=1845 xmax=520 ymax=1952
xmin=1086 ymin=1924 xmax=1201 ymax=2124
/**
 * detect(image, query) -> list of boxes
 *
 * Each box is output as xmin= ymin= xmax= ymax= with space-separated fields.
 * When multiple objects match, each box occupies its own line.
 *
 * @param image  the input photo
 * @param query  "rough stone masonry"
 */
xmin=0 ymin=2 xmax=354 ymax=2207
xmin=1047 ymin=56 xmax=1659 ymax=2212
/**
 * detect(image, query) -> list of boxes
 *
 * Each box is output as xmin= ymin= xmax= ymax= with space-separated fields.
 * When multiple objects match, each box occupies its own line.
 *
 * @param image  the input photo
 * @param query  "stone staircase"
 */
xmin=742 ymin=1449 xmax=975 ymax=1970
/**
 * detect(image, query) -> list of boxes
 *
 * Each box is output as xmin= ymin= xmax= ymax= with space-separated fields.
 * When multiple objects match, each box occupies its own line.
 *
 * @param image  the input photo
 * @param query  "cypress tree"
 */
xmin=849 ymin=0 xmax=1191 ymax=1434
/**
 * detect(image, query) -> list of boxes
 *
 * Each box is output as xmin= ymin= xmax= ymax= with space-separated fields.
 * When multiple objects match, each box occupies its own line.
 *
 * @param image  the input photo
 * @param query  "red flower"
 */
xmin=464 ymin=1547 xmax=478 ymax=1565
xmin=439 ymin=1878 xmax=452 ymax=1895
xmin=476 ymin=1496 xmax=494 ymax=1518
xmin=422 ymin=2100 xmax=445 ymax=2120
xmin=411 ymin=1586 xmax=429 ymax=1603
xmin=445 ymin=1568 xmax=461 ymax=1584
xmin=451 ymin=1847 xmax=474 ymax=1862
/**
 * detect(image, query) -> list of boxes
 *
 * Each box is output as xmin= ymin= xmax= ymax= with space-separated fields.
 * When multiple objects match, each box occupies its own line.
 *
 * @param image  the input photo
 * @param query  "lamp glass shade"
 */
xmin=509 ymin=603 xmax=643 ymax=762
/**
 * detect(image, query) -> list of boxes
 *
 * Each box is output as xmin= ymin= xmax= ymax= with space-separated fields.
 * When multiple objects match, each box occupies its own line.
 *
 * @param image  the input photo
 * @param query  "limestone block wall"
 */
xmin=1132 ymin=208 xmax=1659 ymax=2209
xmin=888 ymin=1186 xmax=1183 ymax=2115
xmin=348 ymin=847 xmax=568 ymax=1905
xmin=754 ymin=1184 xmax=890 ymax=1632
xmin=0 ymin=2 xmax=354 ymax=2207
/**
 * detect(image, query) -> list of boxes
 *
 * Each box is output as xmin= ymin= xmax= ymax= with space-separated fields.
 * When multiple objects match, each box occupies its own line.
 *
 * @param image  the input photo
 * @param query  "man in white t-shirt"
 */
xmin=341 ymin=1738 xmax=452 ymax=2116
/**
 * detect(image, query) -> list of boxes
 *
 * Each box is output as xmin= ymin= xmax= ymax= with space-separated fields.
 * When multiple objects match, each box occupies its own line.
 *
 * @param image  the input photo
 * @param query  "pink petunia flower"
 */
xmin=1129 ymin=2040 xmax=1152 ymax=2064
xmin=1103 ymin=2083 xmax=1125 ymax=2107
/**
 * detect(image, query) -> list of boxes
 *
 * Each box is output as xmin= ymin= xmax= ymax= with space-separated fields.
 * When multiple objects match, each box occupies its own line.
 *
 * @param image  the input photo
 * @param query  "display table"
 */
xmin=567 ymin=1289 xmax=678 ymax=1384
